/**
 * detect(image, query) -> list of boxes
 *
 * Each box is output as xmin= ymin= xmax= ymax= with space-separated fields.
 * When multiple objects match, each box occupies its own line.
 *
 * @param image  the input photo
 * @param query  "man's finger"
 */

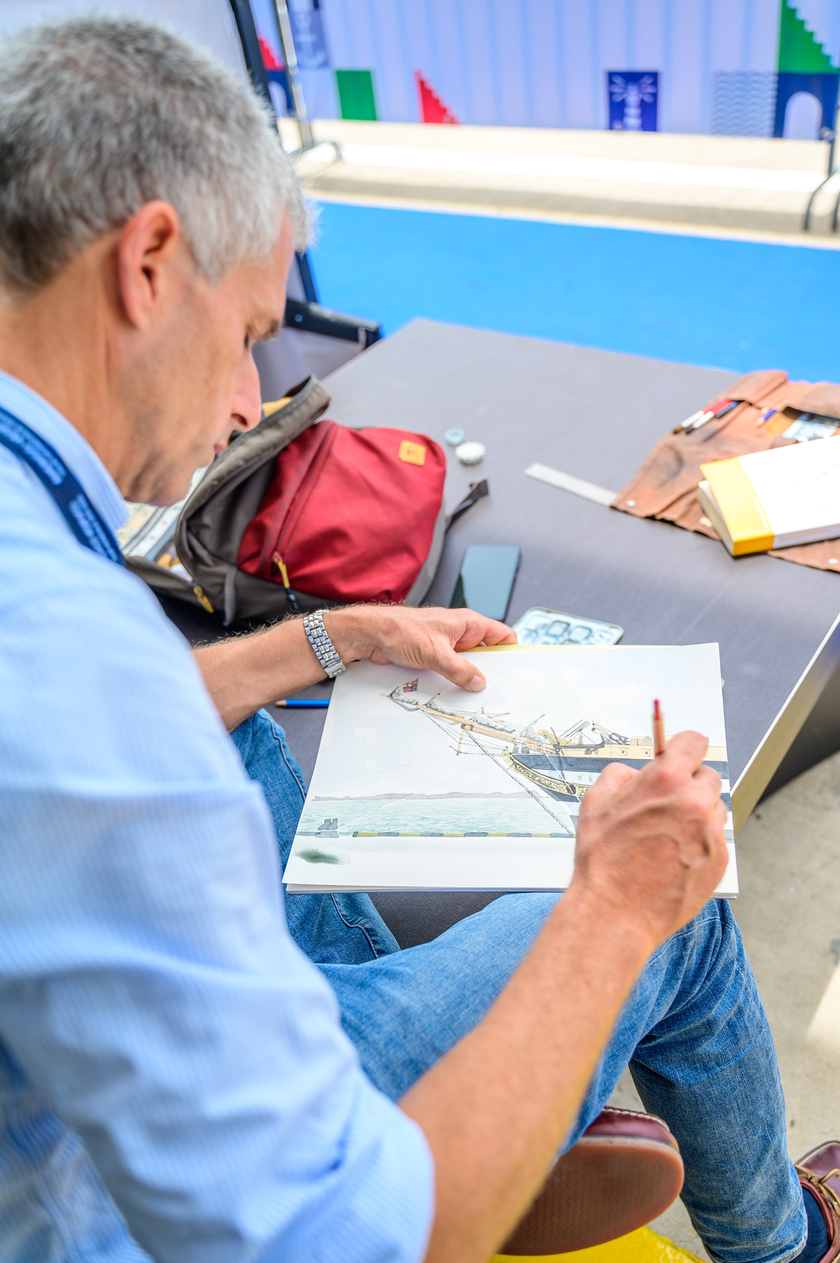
xmin=691 ymin=762 xmax=723 ymax=799
xmin=482 ymin=622 xmax=518 ymax=646
xmin=452 ymin=614 xmax=517 ymax=650
xmin=590 ymin=760 xmax=638 ymax=797
xmin=708 ymin=803 xmax=731 ymax=878
xmin=656 ymin=730 xmax=711 ymax=774
xmin=710 ymin=797 xmax=728 ymax=833
xmin=432 ymin=646 xmax=487 ymax=692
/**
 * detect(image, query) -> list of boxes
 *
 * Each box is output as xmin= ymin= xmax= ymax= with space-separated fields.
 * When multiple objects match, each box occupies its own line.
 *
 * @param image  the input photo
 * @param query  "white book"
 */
xmin=700 ymin=437 xmax=840 ymax=556
xmin=283 ymin=643 xmax=737 ymax=896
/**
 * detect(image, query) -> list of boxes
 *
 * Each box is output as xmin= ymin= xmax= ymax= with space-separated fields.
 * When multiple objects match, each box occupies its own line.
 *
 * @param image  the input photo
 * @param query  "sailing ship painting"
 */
xmin=385 ymin=677 xmax=728 ymax=832
xmin=283 ymin=645 xmax=735 ymax=895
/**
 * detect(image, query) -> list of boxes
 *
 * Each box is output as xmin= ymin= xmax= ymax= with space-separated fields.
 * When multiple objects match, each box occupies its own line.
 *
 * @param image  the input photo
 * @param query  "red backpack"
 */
xmin=237 ymin=417 xmax=447 ymax=605
xmin=169 ymin=377 xmax=485 ymax=627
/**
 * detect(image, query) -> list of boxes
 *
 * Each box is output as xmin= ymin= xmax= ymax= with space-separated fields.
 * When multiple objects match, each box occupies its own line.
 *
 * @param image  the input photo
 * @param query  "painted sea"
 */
xmin=290 ymin=792 xmax=579 ymax=890
xmin=297 ymin=794 xmax=575 ymax=839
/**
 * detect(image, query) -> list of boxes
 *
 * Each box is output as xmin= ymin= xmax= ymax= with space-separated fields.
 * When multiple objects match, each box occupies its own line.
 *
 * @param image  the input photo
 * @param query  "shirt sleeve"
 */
xmin=0 ymin=570 xmax=434 ymax=1263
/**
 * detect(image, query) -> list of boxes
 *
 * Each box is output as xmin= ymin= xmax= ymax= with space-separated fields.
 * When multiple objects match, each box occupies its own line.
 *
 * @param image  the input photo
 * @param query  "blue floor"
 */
xmin=308 ymin=201 xmax=840 ymax=381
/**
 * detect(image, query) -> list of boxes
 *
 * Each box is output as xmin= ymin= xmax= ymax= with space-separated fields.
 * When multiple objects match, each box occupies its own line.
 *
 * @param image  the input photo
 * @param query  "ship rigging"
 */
xmin=386 ymin=679 xmax=726 ymax=820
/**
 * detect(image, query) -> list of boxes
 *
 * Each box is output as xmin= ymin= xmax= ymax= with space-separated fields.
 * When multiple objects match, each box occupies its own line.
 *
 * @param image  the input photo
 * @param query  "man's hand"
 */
xmin=326 ymin=604 xmax=517 ymax=692
xmin=194 ymin=603 xmax=515 ymax=730
xmin=569 ymin=731 xmax=729 ymax=953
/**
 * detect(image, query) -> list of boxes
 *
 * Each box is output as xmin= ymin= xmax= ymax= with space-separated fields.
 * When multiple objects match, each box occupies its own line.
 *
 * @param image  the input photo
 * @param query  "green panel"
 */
xmin=335 ymin=69 xmax=378 ymax=121
xmin=779 ymin=0 xmax=838 ymax=73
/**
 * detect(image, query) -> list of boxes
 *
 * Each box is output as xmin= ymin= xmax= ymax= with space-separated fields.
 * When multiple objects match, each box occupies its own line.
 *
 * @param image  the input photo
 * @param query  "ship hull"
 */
xmin=507 ymin=750 xmax=731 ymax=813
xmin=505 ymin=752 xmax=590 ymax=807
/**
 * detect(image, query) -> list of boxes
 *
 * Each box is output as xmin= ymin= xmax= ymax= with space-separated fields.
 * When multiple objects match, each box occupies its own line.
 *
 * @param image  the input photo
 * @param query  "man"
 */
xmin=0 ymin=16 xmax=837 ymax=1263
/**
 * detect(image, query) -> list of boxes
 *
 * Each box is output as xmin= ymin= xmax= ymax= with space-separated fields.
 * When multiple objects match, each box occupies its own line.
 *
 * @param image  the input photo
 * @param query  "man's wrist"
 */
xmin=558 ymin=881 xmax=659 ymax=969
xmin=302 ymin=611 xmax=347 ymax=678
xmin=320 ymin=606 xmax=382 ymax=666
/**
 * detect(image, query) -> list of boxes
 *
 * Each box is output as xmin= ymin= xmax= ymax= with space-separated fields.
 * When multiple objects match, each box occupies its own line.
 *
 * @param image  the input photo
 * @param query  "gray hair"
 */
xmin=0 ymin=15 xmax=308 ymax=294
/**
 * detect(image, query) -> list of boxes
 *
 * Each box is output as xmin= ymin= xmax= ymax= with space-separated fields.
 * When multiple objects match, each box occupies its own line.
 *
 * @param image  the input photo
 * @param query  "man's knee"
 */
xmin=654 ymin=898 xmax=742 ymax=980
xmin=640 ymin=898 xmax=758 ymax=1061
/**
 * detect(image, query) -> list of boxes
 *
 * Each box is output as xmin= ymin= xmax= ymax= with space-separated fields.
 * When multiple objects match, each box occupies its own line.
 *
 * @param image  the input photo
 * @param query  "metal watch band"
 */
xmin=302 ymin=611 xmax=347 ymax=679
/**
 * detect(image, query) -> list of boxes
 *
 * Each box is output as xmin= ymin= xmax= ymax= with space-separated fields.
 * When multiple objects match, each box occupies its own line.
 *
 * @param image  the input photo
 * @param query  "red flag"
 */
xmin=415 ymin=71 xmax=459 ymax=125
xmin=259 ymin=34 xmax=283 ymax=72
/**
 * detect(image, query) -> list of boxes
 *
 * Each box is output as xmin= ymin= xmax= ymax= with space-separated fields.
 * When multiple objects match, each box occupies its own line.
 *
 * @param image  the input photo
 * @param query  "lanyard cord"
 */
xmin=0 ymin=406 xmax=124 ymax=565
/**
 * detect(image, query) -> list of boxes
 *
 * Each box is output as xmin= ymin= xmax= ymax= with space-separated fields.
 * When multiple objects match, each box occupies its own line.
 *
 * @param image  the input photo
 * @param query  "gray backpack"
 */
xmin=176 ymin=376 xmax=338 ymax=625
xmin=126 ymin=377 xmax=332 ymax=622
xmin=127 ymin=376 xmax=484 ymax=628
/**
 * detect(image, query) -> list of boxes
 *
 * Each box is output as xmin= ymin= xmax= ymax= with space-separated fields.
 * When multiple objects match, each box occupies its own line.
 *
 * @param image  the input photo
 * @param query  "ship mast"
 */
xmin=460 ymin=726 xmax=574 ymax=834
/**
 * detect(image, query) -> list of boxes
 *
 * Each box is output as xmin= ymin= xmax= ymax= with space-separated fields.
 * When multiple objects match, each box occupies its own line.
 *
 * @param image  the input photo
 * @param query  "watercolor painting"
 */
xmin=283 ymin=644 xmax=737 ymax=895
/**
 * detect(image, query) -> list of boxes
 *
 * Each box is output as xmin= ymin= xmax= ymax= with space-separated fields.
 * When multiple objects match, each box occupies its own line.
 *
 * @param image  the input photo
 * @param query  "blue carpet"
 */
xmin=308 ymin=200 xmax=840 ymax=381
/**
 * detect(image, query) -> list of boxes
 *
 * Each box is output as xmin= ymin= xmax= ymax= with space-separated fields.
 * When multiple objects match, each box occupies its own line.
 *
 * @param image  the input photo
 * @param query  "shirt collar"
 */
xmin=0 ymin=370 xmax=128 ymax=533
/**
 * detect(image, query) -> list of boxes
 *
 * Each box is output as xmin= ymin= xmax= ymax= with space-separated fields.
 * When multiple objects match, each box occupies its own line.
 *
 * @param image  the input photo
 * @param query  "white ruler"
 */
xmin=524 ymin=463 xmax=617 ymax=508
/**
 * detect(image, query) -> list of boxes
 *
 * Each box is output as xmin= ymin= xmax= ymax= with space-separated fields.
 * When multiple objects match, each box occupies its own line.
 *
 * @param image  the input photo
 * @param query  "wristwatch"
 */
xmin=302 ymin=610 xmax=347 ymax=679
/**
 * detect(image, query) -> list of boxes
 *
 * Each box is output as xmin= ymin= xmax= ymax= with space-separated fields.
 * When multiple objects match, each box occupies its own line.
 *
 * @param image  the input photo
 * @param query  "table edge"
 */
xmin=732 ymin=609 xmax=840 ymax=831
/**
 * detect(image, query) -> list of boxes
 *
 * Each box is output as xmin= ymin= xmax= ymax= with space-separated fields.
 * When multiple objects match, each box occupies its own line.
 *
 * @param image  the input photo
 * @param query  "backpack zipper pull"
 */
xmin=272 ymin=552 xmax=300 ymax=612
xmin=193 ymin=584 xmax=214 ymax=613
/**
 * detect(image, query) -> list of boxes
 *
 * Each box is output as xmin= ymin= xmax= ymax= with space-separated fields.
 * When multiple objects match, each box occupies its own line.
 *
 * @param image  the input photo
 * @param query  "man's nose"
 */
xmin=230 ymin=351 xmax=263 ymax=433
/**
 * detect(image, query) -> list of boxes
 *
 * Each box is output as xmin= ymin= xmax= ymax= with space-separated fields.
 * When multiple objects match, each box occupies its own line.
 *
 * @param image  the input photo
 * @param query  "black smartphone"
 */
xmin=450 ymin=545 xmax=521 ymax=622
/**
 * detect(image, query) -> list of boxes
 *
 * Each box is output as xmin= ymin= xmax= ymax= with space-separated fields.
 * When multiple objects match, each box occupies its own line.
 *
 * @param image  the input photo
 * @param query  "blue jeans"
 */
xmin=233 ymin=710 xmax=805 ymax=1263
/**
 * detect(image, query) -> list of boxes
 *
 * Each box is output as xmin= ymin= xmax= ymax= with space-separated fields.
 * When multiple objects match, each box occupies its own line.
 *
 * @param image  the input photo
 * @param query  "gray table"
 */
xmin=271 ymin=318 xmax=840 ymax=836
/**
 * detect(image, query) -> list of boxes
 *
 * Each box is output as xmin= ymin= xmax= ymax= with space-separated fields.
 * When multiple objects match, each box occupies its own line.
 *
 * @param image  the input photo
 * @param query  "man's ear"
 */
xmin=115 ymin=201 xmax=184 ymax=330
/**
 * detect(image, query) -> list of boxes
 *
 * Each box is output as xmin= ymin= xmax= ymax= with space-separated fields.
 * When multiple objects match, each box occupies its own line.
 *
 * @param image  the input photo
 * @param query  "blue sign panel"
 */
xmin=289 ymin=0 xmax=329 ymax=70
xmin=608 ymin=72 xmax=659 ymax=131
xmin=774 ymin=72 xmax=839 ymax=139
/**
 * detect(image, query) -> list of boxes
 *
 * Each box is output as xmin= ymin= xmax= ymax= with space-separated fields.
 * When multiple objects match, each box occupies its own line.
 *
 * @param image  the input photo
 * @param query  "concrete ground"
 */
xmin=282 ymin=118 xmax=840 ymax=243
xmin=609 ymin=746 xmax=840 ymax=1258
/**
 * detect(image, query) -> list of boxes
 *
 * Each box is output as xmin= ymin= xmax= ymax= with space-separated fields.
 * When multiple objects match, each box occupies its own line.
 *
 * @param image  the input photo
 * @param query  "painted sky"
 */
xmin=308 ymin=643 xmax=726 ymax=800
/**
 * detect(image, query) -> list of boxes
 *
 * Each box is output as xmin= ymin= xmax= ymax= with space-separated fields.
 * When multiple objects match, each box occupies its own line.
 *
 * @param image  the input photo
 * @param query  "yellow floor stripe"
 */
xmin=495 ymin=1226 xmax=703 ymax=1263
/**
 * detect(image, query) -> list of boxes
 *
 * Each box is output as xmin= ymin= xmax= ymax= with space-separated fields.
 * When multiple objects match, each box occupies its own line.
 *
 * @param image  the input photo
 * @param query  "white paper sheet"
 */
xmin=283 ymin=644 xmax=737 ymax=896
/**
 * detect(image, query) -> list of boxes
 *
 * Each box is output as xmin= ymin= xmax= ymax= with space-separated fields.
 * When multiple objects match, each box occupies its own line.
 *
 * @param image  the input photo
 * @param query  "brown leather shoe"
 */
xmin=796 ymin=1142 xmax=840 ymax=1263
xmin=500 ymin=1107 xmax=684 ymax=1256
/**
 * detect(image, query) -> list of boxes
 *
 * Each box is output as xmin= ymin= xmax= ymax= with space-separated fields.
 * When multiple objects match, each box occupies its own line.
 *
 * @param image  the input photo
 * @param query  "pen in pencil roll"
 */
xmin=653 ymin=699 xmax=666 ymax=756
xmin=689 ymin=399 xmax=738 ymax=431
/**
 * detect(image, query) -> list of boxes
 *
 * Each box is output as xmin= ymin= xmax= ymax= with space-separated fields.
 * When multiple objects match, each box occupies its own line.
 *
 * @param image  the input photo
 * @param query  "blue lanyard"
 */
xmin=0 ymin=405 xmax=124 ymax=566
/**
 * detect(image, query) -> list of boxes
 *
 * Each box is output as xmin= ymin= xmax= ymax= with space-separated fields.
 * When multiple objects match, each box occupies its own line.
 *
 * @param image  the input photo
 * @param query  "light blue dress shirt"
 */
xmin=0 ymin=371 xmax=433 ymax=1263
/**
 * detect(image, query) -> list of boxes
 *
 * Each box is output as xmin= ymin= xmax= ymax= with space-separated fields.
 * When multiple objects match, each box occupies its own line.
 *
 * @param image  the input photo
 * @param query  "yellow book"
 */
xmin=699 ymin=438 xmax=840 ymax=556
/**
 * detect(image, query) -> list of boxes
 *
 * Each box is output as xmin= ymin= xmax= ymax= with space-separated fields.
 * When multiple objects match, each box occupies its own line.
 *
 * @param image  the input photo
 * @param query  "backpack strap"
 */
xmin=446 ymin=479 xmax=489 ymax=530
xmin=175 ymin=375 xmax=331 ymax=616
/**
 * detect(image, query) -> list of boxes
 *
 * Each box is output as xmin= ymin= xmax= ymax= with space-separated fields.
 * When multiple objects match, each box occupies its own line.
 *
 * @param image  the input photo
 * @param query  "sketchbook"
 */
xmin=283 ymin=643 xmax=737 ymax=896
